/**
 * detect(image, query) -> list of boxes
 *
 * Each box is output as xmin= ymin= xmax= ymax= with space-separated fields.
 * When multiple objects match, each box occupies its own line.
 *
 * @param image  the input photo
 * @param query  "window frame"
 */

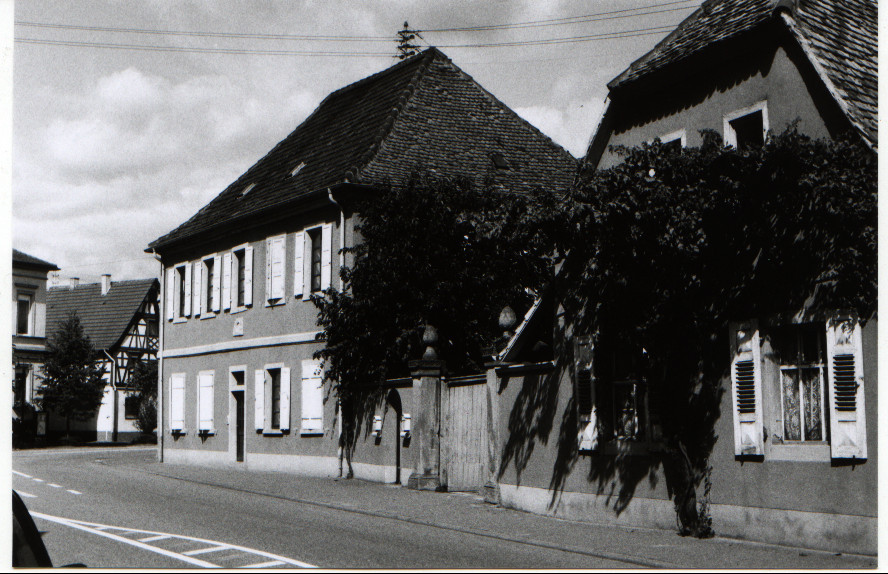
xmin=227 ymin=243 xmax=253 ymax=314
xmin=723 ymin=100 xmax=769 ymax=150
xmin=197 ymin=370 xmax=216 ymax=435
xmin=15 ymin=291 xmax=34 ymax=336
xmin=257 ymin=362 xmax=290 ymax=435
xmin=295 ymin=223 xmax=332 ymax=300
xmin=171 ymin=263 xmax=190 ymax=323
xmin=654 ymin=128 xmax=686 ymax=153
xmin=200 ymin=254 xmax=220 ymax=319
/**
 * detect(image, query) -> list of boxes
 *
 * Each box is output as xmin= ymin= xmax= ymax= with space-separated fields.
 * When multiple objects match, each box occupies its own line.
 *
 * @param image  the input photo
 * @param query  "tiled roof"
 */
xmin=609 ymin=0 xmax=876 ymax=148
xmin=46 ymin=279 xmax=158 ymax=352
xmin=13 ymin=249 xmax=58 ymax=271
xmin=149 ymin=48 xmax=577 ymax=251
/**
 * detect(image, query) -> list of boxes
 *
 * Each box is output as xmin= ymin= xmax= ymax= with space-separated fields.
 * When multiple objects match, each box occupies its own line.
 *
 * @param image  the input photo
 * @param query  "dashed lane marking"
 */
xmin=67 ymin=490 xmax=82 ymax=495
xmin=15 ymin=490 xmax=36 ymax=498
xmin=32 ymin=478 xmax=44 ymax=482
xmin=48 ymin=483 xmax=62 ymax=488
xmin=30 ymin=512 xmax=316 ymax=568
xmin=12 ymin=470 xmax=32 ymax=478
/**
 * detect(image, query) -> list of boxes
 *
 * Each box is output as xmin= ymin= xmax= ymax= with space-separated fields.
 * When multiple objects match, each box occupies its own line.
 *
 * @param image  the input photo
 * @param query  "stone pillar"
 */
xmin=407 ymin=324 xmax=445 ymax=491
xmin=482 ymin=364 xmax=502 ymax=504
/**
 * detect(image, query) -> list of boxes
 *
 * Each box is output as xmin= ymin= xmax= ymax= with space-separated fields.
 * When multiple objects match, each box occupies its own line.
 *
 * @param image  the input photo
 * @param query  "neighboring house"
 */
xmin=146 ymin=47 xmax=576 ymax=481
xmin=12 ymin=249 xmax=59 ymax=434
xmin=46 ymin=276 xmax=160 ymax=442
xmin=478 ymin=0 xmax=876 ymax=555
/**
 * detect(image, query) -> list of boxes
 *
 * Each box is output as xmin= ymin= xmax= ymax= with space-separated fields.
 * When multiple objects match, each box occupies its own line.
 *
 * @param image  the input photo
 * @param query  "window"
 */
xmin=177 ymin=266 xmax=187 ymax=317
xmin=293 ymin=224 xmax=332 ymax=298
xmin=16 ymin=294 xmax=33 ymax=335
xmin=724 ymin=101 xmax=768 ymax=151
xmin=169 ymin=373 xmax=186 ymax=433
xmin=301 ymin=359 xmax=324 ymax=435
xmin=657 ymin=129 xmax=686 ymax=154
xmin=14 ymin=366 xmax=29 ymax=406
xmin=197 ymin=371 xmax=215 ymax=433
xmin=222 ymin=245 xmax=253 ymax=311
xmin=254 ymin=364 xmax=290 ymax=433
xmin=200 ymin=255 xmax=220 ymax=317
xmin=166 ymin=264 xmax=191 ymax=321
xmin=124 ymin=395 xmax=140 ymax=419
xmin=729 ymin=316 xmax=867 ymax=461
xmin=265 ymin=234 xmax=286 ymax=303
xmin=574 ymin=336 xmax=598 ymax=451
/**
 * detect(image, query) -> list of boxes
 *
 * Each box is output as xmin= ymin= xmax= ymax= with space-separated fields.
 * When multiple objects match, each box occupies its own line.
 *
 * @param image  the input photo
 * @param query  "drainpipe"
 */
xmin=104 ymin=350 xmax=118 ymax=442
xmin=326 ymin=188 xmax=346 ymax=292
xmin=151 ymin=248 xmax=164 ymax=462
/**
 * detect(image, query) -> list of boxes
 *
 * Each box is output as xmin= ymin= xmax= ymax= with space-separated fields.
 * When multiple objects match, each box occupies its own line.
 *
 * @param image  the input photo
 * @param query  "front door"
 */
xmin=233 ymin=391 xmax=245 ymax=462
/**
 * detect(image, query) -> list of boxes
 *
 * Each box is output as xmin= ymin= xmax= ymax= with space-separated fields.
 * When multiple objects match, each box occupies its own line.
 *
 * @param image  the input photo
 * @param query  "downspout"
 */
xmin=104 ymin=349 xmax=118 ymax=442
xmin=151 ymin=248 xmax=164 ymax=462
xmin=327 ymin=188 xmax=346 ymax=467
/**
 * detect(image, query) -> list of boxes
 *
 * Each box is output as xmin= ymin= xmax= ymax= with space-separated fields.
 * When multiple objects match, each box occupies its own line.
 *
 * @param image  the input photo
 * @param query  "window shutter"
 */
xmin=198 ymin=372 xmax=214 ymax=431
xmin=244 ymin=246 xmax=254 ymax=306
xmin=192 ymin=261 xmax=202 ymax=317
xmin=170 ymin=374 xmax=185 ymax=431
xmin=302 ymin=232 xmax=312 ymax=299
xmin=321 ymin=223 xmax=332 ymax=291
xmin=826 ymin=316 xmax=867 ymax=460
xmin=172 ymin=267 xmax=182 ymax=319
xmin=254 ymin=369 xmax=265 ymax=431
xmin=212 ymin=255 xmax=222 ymax=311
xmin=575 ymin=337 xmax=598 ymax=451
xmin=165 ymin=268 xmax=175 ymax=321
xmin=183 ymin=262 xmax=192 ymax=317
xmin=301 ymin=359 xmax=323 ymax=433
xmin=265 ymin=237 xmax=273 ymax=300
xmin=280 ymin=367 xmax=291 ymax=431
xmin=729 ymin=322 xmax=764 ymax=456
xmin=272 ymin=236 xmax=285 ymax=300
xmin=400 ymin=413 xmax=411 ymax=437
xmin=222 ymin=253 xmax=232 ymax=311
xmin=293 ymin=231 xmax=304 ymax=297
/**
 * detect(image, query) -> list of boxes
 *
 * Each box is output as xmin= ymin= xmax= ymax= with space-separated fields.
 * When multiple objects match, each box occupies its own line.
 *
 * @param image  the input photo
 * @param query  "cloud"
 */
xmin=514 ymin=98 xmax=607 ymax=157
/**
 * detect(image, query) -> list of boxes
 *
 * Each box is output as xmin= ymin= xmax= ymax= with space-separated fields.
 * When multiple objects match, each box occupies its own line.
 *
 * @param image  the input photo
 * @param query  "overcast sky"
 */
xmin=11 ymin=0 xmax=705 ymax=284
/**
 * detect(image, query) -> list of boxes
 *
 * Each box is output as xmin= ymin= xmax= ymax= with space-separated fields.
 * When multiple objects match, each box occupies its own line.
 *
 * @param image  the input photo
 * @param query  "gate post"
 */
xmin=407 ymin=325 xmax=445 ymax=491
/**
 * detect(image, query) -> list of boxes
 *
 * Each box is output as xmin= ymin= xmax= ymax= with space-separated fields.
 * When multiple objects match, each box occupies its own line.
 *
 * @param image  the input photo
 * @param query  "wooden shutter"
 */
xmin=170 ymin=373 xmax=185 ymax=431
xmin=183 ymin=262 xmax=192 ymax=317
xmin=198 ymin=372 xmax=214 ymax=431
xmin=301 ymin=359 xmax=323 ymax=433
xmin=222 ymin=252 xmax=232 ymax=311
xmin=244 ymin=246 xmax=254 ymax=306
xmin=172 ymin=267 xmax=182 ymax=319
xmin=400 ymin=413 xmax=411 ymax=437
xmin=165 ymin=268 xmax=175 ymax=320
xmin=293 ymin=230 xmax=304 ymax=297
xmin=321 ymin=223 xmax=332 ymax=291
xmin=254 ymin=369 xmax=265 ymax=431
xmin=280 ymin=367 xmax=291 ymax=431
xmin=265 ymin=237 xmax=273 ymax=300
xmin=729 ymin=322 xmax=764 ymax=456
xmin=826 ymin=316 xmax=867 ymax=459
xmin=192 ymin=261 xmax=202 ymax=317
xmin=266 ymin=235 xmax=285 ymax=300
xmin=302 ymin=232 xmax=312 ymax=299
xmin=212 ymin=255 xmax=222 ymax=312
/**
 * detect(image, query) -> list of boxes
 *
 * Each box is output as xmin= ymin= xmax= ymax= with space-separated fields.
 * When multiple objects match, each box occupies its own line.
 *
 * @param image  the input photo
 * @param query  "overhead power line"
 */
xmin=434 ymin=25 xmax=678 ymax=48
xmin=14 ymin=38 xmax=392 ymax=57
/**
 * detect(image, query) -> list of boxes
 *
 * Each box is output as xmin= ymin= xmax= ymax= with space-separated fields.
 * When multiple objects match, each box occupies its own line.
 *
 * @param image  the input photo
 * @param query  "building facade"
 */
xmin=147 ymin=48 xmax=577 ymax=480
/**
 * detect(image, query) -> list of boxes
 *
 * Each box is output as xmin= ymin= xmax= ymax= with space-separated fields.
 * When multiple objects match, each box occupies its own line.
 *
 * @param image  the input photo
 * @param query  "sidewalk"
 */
xmin=122 ymin=455 xmax=877 ymax=570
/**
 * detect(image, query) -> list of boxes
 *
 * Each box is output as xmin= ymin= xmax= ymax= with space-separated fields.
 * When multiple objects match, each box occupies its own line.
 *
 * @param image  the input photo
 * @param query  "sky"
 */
xmin=10 ymin=0 xmax=706 ymax=284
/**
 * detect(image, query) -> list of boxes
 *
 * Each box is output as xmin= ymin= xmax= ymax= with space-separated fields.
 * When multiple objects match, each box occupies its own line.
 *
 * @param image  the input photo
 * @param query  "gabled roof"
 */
xmin=149 ymin=47 xmax=576 ymax=251
xmin=608 ymin=0 xmax=876 ymax=148
xmin=13 ymin=249 xmax=59 ymax=271
xmin=46 ymin=279 xmax=159 ymax=352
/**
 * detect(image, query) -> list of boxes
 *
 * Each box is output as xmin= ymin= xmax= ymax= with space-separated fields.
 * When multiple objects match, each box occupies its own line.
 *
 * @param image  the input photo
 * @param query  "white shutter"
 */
xmin=272 ymin=236 xmax=285 ymax=300
xmin=198 ymin=372 xmax=214 ymax=431
xmin=293 ymin=231 xmax=304 ymax=297
xmin=254 ymin=369 xmax=265 ymax=431
xmin=321 ymin=222 xmax=332 ymax=291
xmin=729 ymin=322 xmax=764 ymax=456
xmin=265 ymin=237 xmax=273 ymax=300
xmin=183 ymin=262 xmax=192 ymax=317
xmin=302 ymin=232 xmax=312 ymax=299
xmin=212 ymin=255 xmax=222 ymax=312
xmin=579 ymin=407 xmax=599 ymax=452
xmin=172 ymin=267 xmax=182 ymax=319
xmin=192 ymin=261 xmax=202 ymax=317
xmin=280 ymin=367 xmax=291 ymax=431
xmin=372 ymin=415 xmax=383 ymax=437
xmin=301 ymin=359 xmax=323 ymax=433
xmin=170 ymin=374 xmax=185 ymax=431
xmin=165 ymin=268 xmax=175 ymax=320
xmin=222 ymin=252 xmax=232 ymax=311
xmin=244 ymin=246 xmax=254 ymax=306
xmin=826 ymin=316 xmax=867 ymax=459
xmin=400 ymin=413 xmax=411 ymax=437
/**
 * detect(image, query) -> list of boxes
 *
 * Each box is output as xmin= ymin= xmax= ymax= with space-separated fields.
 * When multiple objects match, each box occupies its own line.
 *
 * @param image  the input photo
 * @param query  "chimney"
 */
xmin=101 ymin=274 xmax=111 ymax=295
xmin=69 ymin=277 xmax=80 ymax=287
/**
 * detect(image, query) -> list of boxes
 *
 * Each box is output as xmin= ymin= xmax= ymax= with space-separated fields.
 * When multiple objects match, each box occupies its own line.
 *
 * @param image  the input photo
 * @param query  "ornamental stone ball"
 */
xmin=422 ymin=324 xmax=438 ymax=360
xmin=499 ymin=305 xmax=517 ymax=338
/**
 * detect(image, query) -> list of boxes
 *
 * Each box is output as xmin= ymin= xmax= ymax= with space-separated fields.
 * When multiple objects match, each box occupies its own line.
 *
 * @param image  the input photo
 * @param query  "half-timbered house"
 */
xmin=146 ymin=47 xmax=576 ymax=481
xmin=46 ymin=276 xmax=160 ymax=442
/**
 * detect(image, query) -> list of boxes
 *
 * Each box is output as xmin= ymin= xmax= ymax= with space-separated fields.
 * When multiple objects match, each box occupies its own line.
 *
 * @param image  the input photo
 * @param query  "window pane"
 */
xmin=730 ymin=110 xmax=764 ymax=150
xmin=798 ymin=324 xmax=823 ymax=365
xmin=310 ymin=231 xmax=322 ymax=292
xmin=205 ymin=259 xmax=215 ymax=311
xmin=177 ymin=268 xmax=186 ymax=316
xmin=270 ymin=369 xmax=281 ymax=429
xmin=613 ymin=383 xmax=638 ymax=439
xmin=782 ymin=369 xmax=801 ymax=441
xmin=236 ymin=251 xmax=245 ymax=307
xmin=801 ymin=367 xmax=823 ymax=441
xmin=16 ymin=298 xmax=30 ymax=334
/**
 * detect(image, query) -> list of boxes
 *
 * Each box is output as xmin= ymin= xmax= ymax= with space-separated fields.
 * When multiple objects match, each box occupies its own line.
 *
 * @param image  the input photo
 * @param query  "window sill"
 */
xmin=300 ymin=429 xmax=324 ymax=436
xmin=200 ymin=312 xmax=217 ymax=320
xmin=198 ymin=429 xmax=216 ymax=436
xmin=262 ymin=430 xmax=284 ymax=436
xmin=172 ymin=317 xmax=188 ymax=324
xmin=265 ymin=299 xmax=286 ymax=308
xmin=230 ymin=306 xmax=250 ymax=315
xmin=767 ymin=442 xmax=831 ymax=462
xmin=171 ymin=429 xmax=187 ymax=436
xmin=601 ymin=439 xmax=663 ymax=456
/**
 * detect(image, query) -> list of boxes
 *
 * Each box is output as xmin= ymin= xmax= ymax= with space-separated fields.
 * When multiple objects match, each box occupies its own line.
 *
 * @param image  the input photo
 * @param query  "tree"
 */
xmin=129 ymin=360 xmax=158 ymax=434
xmin=556 ymin=127 xmax=875 ymax=535
xmin=37 ymin=314 xmax=106 ymax=438
xmin=313 ymin=172 xmax=559 ymax=472
xmin=395 ymin=22 xmax=423 ymax=60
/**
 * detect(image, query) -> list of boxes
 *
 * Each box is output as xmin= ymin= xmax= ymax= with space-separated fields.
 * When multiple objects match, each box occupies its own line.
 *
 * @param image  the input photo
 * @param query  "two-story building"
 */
xmin=483 ymin=0 xmax=876 ymax=555
xmin=147 ymin=48 xmax=577 ymax=480
xmin=12 ymin=249 xmax=59 ymax=439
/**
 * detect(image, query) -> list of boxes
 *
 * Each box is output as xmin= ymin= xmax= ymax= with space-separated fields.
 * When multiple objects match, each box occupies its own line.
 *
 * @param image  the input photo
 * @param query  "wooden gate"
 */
xmin=443 ymin=376 xmax=488 ymax=492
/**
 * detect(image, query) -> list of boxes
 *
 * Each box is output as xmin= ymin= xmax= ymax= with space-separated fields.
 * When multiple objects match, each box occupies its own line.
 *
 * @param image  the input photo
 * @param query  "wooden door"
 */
xmin=234 ymin=391 xmax=245 ymax=462
xmin=444 ymin=380 xmax=488 ymax=492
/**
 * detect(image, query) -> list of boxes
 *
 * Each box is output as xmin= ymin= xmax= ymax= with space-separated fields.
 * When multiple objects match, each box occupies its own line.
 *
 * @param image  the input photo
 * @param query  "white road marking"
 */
xmin=32 ymin=478 xmax=44 ymax=482
xmin=183 ymin=545 xmax=228 ymax=555
xmin=243 ymin=560 xmax=286 ymax=568
xmin=15 ymin=490 xmax=36 ymax=498
xmin=14 ymin=446 xmax=157 ymax=457
xmin=12 ymin=470 xmax=32 ymax=478
xmin=67 ymin=490 xmax=82 ymax=495
xmin=30 ymin=512 xmax=316 ymax=568
xmin=48 ymin=483 xmax=62 ymax=488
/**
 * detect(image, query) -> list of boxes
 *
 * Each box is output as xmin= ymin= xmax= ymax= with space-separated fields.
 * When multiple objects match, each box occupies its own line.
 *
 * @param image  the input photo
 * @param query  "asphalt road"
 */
xmin=11 ymin=446 xmax=878 ymax=569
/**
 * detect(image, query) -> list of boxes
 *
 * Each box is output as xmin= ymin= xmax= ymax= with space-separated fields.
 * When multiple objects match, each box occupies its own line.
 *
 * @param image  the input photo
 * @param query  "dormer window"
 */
xmin=290 ymin=162 xmax=306 ymax=177
xmin=239 ymin=183 xmax=256 ymax=198
xmin=724 ymin=101 xmax=769 ymax=151
xmin=491 ymin=152 xmax=510 ymax=170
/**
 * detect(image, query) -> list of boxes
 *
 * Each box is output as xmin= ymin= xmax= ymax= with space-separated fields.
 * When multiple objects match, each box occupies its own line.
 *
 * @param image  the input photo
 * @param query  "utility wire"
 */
xmin=14 ymin=38 xmax=392 ymax=56
xmin=434 ymin=25 xmax=678 ymax=48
